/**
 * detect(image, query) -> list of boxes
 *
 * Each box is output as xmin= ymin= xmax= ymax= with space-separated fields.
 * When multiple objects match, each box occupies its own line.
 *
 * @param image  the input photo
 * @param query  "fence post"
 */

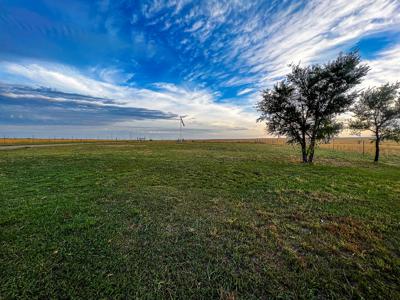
xmin=362 ymin=140 xmax=365 ymax=156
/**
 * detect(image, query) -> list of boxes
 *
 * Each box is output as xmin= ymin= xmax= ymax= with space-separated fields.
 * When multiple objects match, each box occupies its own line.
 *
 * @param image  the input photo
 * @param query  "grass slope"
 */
xmin=1 ymin=142 xmax=399 ymax=299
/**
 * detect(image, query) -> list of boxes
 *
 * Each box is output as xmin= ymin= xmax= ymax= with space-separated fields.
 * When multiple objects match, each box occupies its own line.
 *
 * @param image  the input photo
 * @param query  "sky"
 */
xmin=0 ymin=0 xmax=399 ymax=139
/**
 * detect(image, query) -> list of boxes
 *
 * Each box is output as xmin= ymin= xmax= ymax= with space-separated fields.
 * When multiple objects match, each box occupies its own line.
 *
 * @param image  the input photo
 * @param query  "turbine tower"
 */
xmin=179 ymin=116 xmax=185 ymax=142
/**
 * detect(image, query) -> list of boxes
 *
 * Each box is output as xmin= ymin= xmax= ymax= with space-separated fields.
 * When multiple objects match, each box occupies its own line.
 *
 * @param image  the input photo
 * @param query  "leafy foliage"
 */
xmin=350 ymin=83 xmax=400 ymax=161
xmin=257 ymin=52 xmax=369 ymax=162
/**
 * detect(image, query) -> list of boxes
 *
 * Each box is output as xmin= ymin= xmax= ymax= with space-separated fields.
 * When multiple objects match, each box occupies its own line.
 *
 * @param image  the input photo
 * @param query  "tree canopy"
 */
xmin=257 ymin=51 xmax=369 ymax=163
xmin=350 ymin=82 xmax=400 ymax=162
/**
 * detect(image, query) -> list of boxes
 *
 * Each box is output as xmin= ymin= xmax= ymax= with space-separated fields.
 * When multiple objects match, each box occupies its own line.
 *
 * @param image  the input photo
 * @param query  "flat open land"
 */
xmin=1 ymin=142 xmax=399 ymax=299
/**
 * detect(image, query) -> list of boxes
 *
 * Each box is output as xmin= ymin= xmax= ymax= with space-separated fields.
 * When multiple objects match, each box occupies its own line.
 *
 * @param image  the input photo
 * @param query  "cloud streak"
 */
xmin=362 ymin=44 xmax=400 ymax=88
xmin=0 ymin=83 xmax=176 ymax=125
xmin=164 ymin=0 xmax=400 ymax=89
xmin=0 ymin=62 xmax=262 ymax=137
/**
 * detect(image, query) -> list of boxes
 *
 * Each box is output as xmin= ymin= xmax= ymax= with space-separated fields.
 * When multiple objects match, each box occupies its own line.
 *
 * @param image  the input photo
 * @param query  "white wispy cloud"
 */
xmin=96 ymin=67 xmax=134 ymax=84
xmin=362 ymin=44 xmax=400 ymax=88
xmin=148 ymin=0 xmax=399 ymax=90
xmin=230 ymin=0 xmax=400 ymax=86
xmin=0 ymin=61 xmax=264 ymax=138
xmin=237 ymin=88 xmax=255 ymax=96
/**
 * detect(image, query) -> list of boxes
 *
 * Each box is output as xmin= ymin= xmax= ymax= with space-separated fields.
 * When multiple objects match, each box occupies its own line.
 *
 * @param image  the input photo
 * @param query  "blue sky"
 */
xmin=0 ymin=0 xmax=399 ymax=139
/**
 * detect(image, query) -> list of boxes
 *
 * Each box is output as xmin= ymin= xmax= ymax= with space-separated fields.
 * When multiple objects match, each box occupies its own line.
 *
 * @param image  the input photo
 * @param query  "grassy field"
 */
xmin=2 ymin=137 xmax=400 ymax=158
xmin=1 ymin=142 xmax=399 ymax=299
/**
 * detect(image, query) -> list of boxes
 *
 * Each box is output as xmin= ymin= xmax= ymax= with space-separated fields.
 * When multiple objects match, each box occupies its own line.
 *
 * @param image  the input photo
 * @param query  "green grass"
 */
xmin=1 ymin=142 xmax=399 ymax=299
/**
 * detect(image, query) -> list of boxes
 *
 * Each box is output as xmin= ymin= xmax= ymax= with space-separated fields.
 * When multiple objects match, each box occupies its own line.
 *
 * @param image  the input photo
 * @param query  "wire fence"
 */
xmin=0 ymin=137 xmax=149 ymax=145
xmin=254 ymin=138 xmax=400 ymax=158
xmin=0 ymin=137 xmax=100 ymax=145
xmin=1 ymin=137 xmax=400 ymax=158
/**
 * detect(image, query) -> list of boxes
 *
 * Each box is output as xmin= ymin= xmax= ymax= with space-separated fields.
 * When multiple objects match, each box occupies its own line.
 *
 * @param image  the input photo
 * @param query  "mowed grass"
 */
xmin=0 ymin=142 xmax=399 ymax=299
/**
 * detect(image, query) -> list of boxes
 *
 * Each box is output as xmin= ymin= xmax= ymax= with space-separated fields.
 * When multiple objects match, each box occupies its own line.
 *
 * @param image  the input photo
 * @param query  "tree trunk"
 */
xmin=307 ymin=138 xmax=316 ymax=163
xmin=374 ymin=137 xmax=380 ymax=162
xmin=301 ymin=144 xmax=308 ymax=163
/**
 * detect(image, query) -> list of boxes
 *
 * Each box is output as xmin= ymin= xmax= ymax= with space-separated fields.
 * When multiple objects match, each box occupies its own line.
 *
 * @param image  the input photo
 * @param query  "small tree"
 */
xmin=349 ymin=83 xmax=400 ymax=162
xmin=257 ymin=52 xmax=369 ymax=163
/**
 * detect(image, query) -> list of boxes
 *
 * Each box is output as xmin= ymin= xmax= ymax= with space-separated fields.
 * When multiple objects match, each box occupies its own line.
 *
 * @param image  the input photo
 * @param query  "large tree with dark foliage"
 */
xmin=350 ymin=83 xmax=400 ymax=162
xmin=257 ymin=52 xmax=369 ymax=163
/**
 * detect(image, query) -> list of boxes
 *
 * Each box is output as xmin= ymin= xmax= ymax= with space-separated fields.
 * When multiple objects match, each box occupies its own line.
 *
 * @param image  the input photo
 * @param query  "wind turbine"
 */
xmin=179 ymin=115 xmax=185 ymax=142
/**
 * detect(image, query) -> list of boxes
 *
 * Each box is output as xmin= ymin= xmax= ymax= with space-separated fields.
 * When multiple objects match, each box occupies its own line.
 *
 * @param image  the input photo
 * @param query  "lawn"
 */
xmin=1 ymin=142 xmax=399 ymax=299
